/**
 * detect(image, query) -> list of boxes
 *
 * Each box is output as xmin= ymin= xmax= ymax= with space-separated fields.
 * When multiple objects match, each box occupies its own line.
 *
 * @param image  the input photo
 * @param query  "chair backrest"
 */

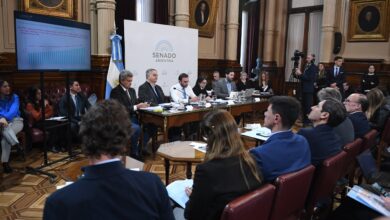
xmin=361 ymin=129 xmax=379 ymax=152
xmin=220 ymin=184 xmax=276 ymax=220
xmin=306 ymin=151 xmax=348 ymax=216
xmin=269 ymin=165 xmax=316 ymax=220
xmin=343 ymin=138 xmax=363 ymax=173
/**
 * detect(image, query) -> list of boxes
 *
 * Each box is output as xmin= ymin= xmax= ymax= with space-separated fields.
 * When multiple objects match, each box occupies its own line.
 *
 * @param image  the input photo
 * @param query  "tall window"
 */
xmin=136 ymin=0 xmax=154 ymax=22
xmin=284 ymin=0 xmax=323 ymax=81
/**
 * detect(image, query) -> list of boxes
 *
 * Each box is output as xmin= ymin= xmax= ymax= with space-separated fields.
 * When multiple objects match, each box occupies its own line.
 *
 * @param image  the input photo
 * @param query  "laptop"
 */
xmin=244 ymin=88 xmax=255 ymax=98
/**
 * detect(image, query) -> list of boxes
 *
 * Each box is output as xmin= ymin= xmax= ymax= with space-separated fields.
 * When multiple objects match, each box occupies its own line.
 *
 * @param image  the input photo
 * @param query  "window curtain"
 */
xmin=154 ymin=0 xmax=168 ymax=24
xmin=136 ymin=0 xmax=154 ymax=22
xmin=307 ymin=11 xmax=323 ymax=64
xmin=244 ymin=2 xmax=260 ymax=76
xmin=284 ymin=13 xmax=305 ymax=81
xmin=115 ymin=0 xmax=136 ymax=49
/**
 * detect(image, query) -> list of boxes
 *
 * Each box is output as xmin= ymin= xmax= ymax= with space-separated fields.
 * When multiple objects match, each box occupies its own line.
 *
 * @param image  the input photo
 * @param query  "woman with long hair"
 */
xmin=183 ymin=109 xmax=263 ymax=220
xmin=25 ymin=86 xmax=63 ymax=152
xmin=366 ymin=88 xmax=390 ymax=131
xmin=236 ymin=71 xmax=252 ymax=91
xmin=315 ymin=63 xmax=327 ymax=91
xmin=192 ymin=76 xmax=211 ymax=98
xmin=0 ymin=80 xmax=23 ymax=173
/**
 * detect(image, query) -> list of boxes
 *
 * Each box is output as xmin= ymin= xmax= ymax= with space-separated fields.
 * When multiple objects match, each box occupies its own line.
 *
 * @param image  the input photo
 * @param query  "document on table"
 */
xmin=166 ymin=179 xmax=194 ymax=208
xmin=189 ymin=142 xmax=207 ymax=153
xmin=347 ymin=185 xmax=390 ymax=216
xmin=241 ymin=127 xmax=271 ymax=141
xmin=46 ymin=116 xmax=66 ymax=121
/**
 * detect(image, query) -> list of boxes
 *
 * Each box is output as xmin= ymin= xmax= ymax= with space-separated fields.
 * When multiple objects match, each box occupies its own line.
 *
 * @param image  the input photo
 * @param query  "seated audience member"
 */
xmin=343 ymin=82 xmax=355 ymax=99
xmin=0 ymin=80 xmax=23 ymax=173
xmin=366 ymin=88 xmax=390 ymax=131
xmin=58 ymin=80 xmax=91 ymax=140
xmin=26 ymin=87 xmax=63 ymax=152
xmin=250 ymin=96 xmax=311 ymax=182
xmin=236 ymin=71 xmax=252 ymax=91
xmin=110 ymin=70 xmax=149 ymax=159
xmin=344 ymin=93 xmax=370 ymax=138
xmin=317 ymin=88 xmax=354 ymax=146
xmin=214 ymin=70 xmax=237 ymax=98
xmin=211 ymin=70 xmax=220 ymax=89
xmin=183 ymin=109 xmax=263 ymax=220
xmin=298 ymin=99 xmax=344 ymax=166
xmin=43 ymin=100 xmax=174 ymax=220
xmin=254 ymin=71 xmax=273 ymax=93
xmin=192 ymin=76 xmax=211 ymax=98
xmin=170 ymin=73 xmax=198 ymax=103
xmin=138 ymin=68 xmax=165 ymax=106
xmin=361 ymin=64 xmax=379 ymax=93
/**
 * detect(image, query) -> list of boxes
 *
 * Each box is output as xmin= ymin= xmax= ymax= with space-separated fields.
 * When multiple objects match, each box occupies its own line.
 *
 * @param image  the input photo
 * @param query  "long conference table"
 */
xmin=139 ymin=98 xmax=269 ymax=144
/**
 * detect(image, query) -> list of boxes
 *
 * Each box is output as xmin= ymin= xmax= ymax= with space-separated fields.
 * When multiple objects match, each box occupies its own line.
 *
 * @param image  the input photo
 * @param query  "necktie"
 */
xmin=183 ymin=87 xmax=187 ymax=99
xmin=75 ymin=96 xmax=80 ymax=117
xmin=335 ymin=68 xmax=339 ymax=77
xmin=127 ymin=90 xmax=132 ymax=101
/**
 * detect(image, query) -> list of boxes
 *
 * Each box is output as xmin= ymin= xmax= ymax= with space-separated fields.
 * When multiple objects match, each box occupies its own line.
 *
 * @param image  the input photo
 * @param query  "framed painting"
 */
xmin=189 ymin=0 xmax=219 ymax=38
xmin=22 ymin=0 xmax=77 ymax=20
xmin=348 ymin=0 xmax=389 ymax=41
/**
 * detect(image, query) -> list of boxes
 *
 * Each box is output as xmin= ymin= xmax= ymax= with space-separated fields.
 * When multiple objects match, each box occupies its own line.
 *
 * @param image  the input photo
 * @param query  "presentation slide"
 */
xmin=15 ymin=14 xmax=90 ymax=71
xmin=124 ymin=20 xmax=198 ymax=95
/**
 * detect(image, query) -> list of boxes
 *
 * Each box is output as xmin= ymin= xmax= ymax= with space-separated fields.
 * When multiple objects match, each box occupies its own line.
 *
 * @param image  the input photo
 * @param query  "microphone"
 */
xmin=173 ymin=87 xmax=189 ymax=103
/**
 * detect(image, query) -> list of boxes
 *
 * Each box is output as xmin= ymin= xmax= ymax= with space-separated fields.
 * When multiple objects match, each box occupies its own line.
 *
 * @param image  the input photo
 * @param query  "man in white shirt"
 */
xmin=170 ymin=73 xmax=198 ymax=103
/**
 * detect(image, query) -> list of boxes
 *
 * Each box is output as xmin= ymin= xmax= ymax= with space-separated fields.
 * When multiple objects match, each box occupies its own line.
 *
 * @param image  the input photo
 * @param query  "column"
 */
xmin=175 ymin=0 xmax=189 ymax=27
xmin=262 ymin=0 xmax=276 ymax=62
xmin=96 ymin=0 xmax=116 ymax=55
xmin=225 ymin=0 xmax=240 ymax=60
xmin=90 ymin=0 xmax=98 ymax=55
xmin=320 ymin=0 xmax=337 ymax=62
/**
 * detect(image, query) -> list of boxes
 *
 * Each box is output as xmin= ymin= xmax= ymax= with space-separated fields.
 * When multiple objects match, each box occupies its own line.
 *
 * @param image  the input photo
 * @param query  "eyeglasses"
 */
xmin=344 ymin=99 xmax=358 ymax=104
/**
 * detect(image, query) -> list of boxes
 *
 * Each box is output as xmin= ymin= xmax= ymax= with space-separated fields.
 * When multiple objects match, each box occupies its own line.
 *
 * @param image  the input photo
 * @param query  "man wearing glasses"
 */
xmin=344 ymin=93 xmax=370 ymax=138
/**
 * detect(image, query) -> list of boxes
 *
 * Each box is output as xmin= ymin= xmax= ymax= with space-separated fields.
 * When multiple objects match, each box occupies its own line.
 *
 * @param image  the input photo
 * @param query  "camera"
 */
xmin=291 ymin=50 xmax=305 ymax=78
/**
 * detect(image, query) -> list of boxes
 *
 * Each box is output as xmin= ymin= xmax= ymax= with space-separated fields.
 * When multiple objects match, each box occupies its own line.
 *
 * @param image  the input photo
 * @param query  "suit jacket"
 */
xmin=43 ymin=161 xmax=174 ymax=220
xmin=138 ymin=82 xmax=165 ymax=106
xmin=213 ymin=78 xmax=237 ymax=98
xmin=299 ymin=63 xmax=318 ymax=93
xmin=326 ymin=66 xmax=346 ymax=91
xmin=298 ymin=124 xmax=342 ymax=166
xmin=110 ymin=85 xmax=138 ymax=117
xmin=349 ymin=112 xmax=371 ymax=138
xmin=58 ymin=93 xmax=91 ymax=122
xmin=250 ymin=131 xmax=311 ymax=182
xmin=334 ymin=117 xmax=355 ymax=146
xmin=184 ymin=156 xmax=262 ymax=220
xmin=236 ymin=80 xmax=253 ymax=91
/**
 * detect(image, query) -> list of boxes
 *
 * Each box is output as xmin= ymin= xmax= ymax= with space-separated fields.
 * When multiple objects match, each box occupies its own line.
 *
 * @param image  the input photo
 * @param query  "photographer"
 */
xmin=295 ymin=54 xmax=318 ymax=126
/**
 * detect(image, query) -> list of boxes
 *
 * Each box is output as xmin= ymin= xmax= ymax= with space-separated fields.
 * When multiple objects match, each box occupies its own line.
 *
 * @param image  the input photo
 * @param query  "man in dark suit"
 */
xmin=110 ymin=70 xmax=149 ymax=159
xmin=327 ymin=56 xmax=346 ymax=98
xmin=344 ymin=93 xmax=370 ymax=138
xmin=213 ymin=70 xmax=237 ymax=99
xmin=58 ymin=80 xmax=91 ymax=139
xmin=138 ymin=68 xmax=165 ymax=105
xmin=298 ymin=99 xmax=344 ymax=166
xmin=295 ymin=54 xmax=318 ymax=125
xmin=43 ymin=99 xmax=174 ymax=220
xmin=250 ymin=96 xmax=311 ymax=182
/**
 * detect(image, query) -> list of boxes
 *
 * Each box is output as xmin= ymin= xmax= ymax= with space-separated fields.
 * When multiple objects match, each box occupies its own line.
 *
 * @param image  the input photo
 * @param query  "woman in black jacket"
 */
xmin=184 ymin=109 xmax=263 ymax=220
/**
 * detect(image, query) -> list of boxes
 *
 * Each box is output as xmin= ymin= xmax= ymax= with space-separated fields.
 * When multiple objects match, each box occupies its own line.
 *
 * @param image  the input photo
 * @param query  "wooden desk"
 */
xmin=139 ymin=100 xmax=269 ymax=143
xmin=157 ymin=141 xmax=205 ymax=184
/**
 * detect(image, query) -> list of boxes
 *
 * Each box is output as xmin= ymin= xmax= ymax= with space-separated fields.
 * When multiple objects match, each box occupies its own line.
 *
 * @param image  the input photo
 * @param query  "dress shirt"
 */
xmin=170 ymin=83 xmax=196 ymax=103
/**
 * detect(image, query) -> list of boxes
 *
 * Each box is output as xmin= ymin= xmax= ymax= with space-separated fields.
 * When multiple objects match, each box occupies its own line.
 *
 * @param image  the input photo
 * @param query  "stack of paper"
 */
xmin=166 ymin=179 xmax=194 ymax=208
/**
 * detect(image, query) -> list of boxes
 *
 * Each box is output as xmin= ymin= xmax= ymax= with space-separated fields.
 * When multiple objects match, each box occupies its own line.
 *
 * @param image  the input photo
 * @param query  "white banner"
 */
xmin=124 ymin=20 xmax=198 ymax=95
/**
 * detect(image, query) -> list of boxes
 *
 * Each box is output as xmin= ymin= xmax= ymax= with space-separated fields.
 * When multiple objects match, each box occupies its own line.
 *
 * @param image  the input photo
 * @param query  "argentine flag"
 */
xmin=105 ymin=34 xmax=124 ymax=99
